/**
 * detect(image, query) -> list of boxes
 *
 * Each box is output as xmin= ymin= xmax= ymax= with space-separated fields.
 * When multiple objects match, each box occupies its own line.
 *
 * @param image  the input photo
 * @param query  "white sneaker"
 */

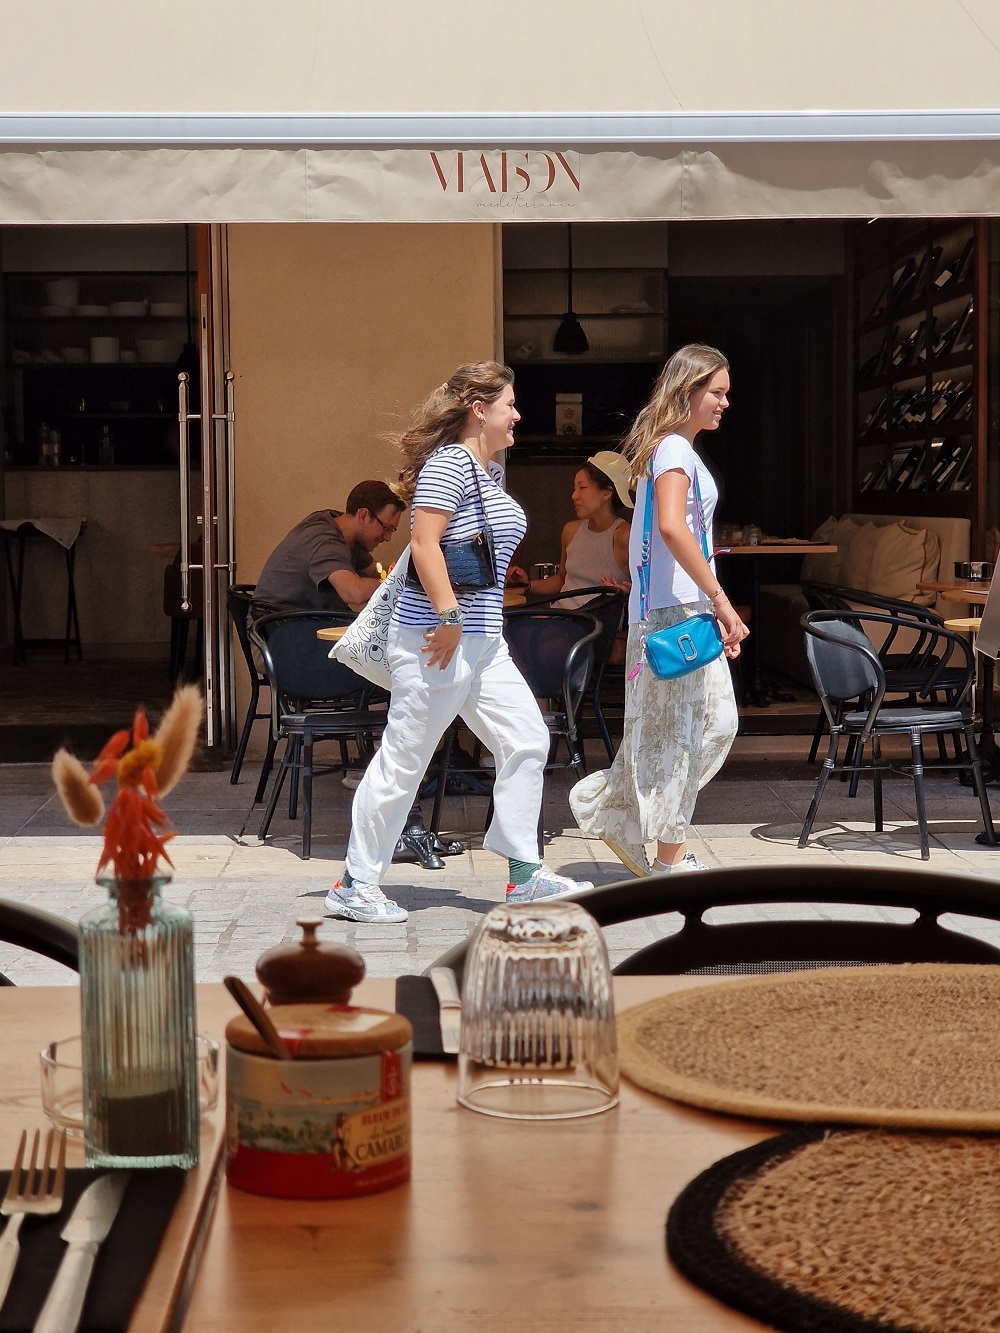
xmin=652 ymin=852 xmax=712 ymax=874
xmin=601 ymin=835 xmax=651 ymax=878
xmin=341 ymin=770 xmax=363 ymax=789
xmin=675 ymin=852 xmax=711 ymax=873
xmin=506 ymin=865 xmax=593 ymax=903
xmin=325 ymin=880 xmax=408 ymax=923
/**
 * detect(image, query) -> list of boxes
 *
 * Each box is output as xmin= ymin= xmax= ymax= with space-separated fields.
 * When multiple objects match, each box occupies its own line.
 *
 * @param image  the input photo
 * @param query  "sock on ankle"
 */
xmin=508 ymin=857 xmax=543 ymax=886
xmin=652 ymin=859 xmax=674 ymax=873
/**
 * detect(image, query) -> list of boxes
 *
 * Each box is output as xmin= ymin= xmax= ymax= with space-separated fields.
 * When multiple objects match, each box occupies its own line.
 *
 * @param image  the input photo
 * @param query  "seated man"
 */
xmin=254 ymin=480 xmax=405 ymax=613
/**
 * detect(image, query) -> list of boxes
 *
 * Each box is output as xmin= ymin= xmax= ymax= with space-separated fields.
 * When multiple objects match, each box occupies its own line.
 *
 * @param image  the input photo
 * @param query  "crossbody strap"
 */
xmin=637 ymin=460 xmax=711 ymax=622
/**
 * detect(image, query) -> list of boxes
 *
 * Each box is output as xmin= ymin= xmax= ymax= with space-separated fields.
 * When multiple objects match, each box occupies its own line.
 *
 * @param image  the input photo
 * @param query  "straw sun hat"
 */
xmin=587 ymin=451 xmax=635 ymax=510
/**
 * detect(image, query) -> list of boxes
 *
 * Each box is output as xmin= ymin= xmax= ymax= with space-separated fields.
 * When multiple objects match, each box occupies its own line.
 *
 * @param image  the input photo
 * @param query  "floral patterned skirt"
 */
xmin=570 ymin=602 xmax=738 ymax=850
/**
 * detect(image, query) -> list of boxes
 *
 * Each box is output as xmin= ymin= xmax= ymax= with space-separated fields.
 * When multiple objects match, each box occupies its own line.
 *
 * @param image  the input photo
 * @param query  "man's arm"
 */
xmin=328 ymin=566 xmax=381 ymax=606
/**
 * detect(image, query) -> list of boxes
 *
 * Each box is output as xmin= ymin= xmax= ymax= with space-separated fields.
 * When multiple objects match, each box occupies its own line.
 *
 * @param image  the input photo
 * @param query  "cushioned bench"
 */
xmin=759 ymin=513 xmax=971 ymax=687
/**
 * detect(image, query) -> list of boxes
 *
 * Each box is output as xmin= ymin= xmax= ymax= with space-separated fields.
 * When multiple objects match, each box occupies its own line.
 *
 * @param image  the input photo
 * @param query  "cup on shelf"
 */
xmin=89 ymin=335 xmax=120 ymax=364
xmin=456 ymin=900 xmax=619 ymax=1120
xmin=40 ymin=1032 xmax=220 ymax=1136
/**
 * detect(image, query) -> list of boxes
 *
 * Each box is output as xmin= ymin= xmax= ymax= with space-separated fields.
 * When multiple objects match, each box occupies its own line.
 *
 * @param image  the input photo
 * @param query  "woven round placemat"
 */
xmin=618 ymin=964 xmax=1000 ymax=1129
xmin=667 ymin=1125 xmax=1000 ymax=1333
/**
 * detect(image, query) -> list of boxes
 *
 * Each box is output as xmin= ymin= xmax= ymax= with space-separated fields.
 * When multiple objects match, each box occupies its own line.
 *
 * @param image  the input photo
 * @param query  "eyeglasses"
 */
xmin=370 ymin=513 xmax=399 ymax=537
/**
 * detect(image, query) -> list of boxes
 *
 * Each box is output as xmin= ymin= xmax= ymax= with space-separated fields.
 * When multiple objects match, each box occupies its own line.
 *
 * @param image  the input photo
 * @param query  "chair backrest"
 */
xmin=802 ymin=611 xmax=882 ymax=707
xmin=249 ymin=610 xmax=365 ymax=709
xmin=424 ymin=865 xmax=1000 ymax=980
xmin=0 ymin=900 xmax=79 ymax=982
xmin=503 ymin=608 xmax=601 ymax=707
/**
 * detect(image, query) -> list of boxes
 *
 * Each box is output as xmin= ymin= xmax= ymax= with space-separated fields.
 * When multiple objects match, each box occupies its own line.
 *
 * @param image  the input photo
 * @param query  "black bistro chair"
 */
xmin=249 ymin=610 xmax=389 ymax=859
xmin=424 ymin=864 xmax=1000 ymax=982
xmin=798 ymin=610 xmax=997 ymax=860
xmin=0 ymin=900 xmax=79 ymax=985
xmin=529 ymin=586 xmax=627 ymax=762
xmin=426 ymin=607 xmax=602 ymax=846
xmin=226 ymin=583 xmax=282 ymax=785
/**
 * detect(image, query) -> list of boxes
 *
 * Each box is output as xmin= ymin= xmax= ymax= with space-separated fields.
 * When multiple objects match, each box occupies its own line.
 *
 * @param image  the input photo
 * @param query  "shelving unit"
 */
xmin=504 ymin=268 xmax=666 ymax=364
xmin=3 ymin=270 xmax=194 ymax=467
xmin=853 ymin=221 xmax=983 ymax=521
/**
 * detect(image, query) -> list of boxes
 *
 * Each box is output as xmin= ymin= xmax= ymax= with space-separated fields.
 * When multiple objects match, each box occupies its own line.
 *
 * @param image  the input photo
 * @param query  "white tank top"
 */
xmin=559 ymin=518 xmax=628 ymax=610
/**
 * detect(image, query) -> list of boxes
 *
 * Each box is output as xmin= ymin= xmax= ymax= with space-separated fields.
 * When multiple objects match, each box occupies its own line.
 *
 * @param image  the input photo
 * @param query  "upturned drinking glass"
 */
xmin=457 ymin=901 xmax=619 ymax=1120
xmin=79 ymin=874 xmax=199 ymax=1168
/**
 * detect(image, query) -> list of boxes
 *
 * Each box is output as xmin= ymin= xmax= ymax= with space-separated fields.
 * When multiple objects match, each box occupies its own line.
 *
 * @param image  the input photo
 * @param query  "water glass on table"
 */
xmin=457 ymin=901 xmax=619 ymax=1120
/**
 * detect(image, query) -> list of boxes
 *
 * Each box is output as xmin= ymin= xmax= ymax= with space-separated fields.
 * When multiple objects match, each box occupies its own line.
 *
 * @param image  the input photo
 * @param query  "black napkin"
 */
xmin=0 ymin=1166 xmax=185 ymax=1332
xmin=395 ymin=975 xmax=456 ymax=1061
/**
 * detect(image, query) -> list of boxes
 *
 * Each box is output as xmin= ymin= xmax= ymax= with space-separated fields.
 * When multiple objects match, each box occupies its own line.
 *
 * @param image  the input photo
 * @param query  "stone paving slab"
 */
xmin=2 ymin=735 xmax=1000 ymax=986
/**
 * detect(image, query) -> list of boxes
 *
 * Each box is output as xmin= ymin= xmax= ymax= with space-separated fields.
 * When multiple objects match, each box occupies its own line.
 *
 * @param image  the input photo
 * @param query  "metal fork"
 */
xmin=0 ymin=1130 xmax=66 ymax=1309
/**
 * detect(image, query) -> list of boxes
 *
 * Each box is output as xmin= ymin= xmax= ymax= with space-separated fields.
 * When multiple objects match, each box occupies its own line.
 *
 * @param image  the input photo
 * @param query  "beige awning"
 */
xmin=3 ymin=0 xmax=1000 ymax=222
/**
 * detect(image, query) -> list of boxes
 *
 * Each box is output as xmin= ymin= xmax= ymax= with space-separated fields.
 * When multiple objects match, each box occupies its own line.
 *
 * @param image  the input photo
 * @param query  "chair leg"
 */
xmin=848 ymin=735 xmax=865 ymax=798
xmin=255 ymin=733 xmax=278 ymax=803
xmin=288 ymin=737 xmax=302 ymax=820
xmin=871 ymin=734 xmax=884 ymax=832
xmin=592 ymin=693 xmax=616 ymax=765
xmin=429 ymin=721 xmax=459 ymax=839
xmin=230 ymin=680 xmax=260 ymax=784
xmin=965 ymin=723 xmax=998 ymax=846
xmin=258 ymin=745 xmax=292 ymax=840
xmin=807 ymin=707 xmax=825 ymax=764
xmin=799 ymin=732 xmax=839 ymax=847
xmin=908 ymin=731 xmax=930 ymax=861
xmin=301 ymin=732 xmax=313 ymax=860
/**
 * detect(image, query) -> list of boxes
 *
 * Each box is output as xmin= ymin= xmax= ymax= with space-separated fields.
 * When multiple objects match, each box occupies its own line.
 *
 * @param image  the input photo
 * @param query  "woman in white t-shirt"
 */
xmin=570 ymin=344 xmax=748 ymax=877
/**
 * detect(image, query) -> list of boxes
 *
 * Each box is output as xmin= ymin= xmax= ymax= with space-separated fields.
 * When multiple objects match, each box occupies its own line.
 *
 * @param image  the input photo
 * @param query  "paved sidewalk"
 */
xmin=2 ymin=735 xmax=1000 ymax=986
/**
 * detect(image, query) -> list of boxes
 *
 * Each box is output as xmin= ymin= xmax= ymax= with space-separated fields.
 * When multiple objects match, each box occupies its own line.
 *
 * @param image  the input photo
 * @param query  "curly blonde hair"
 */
xmin=395 ymin=361 xmax=514 ymax=503
xmin=623 ymin=344 xmax=730 ymax=483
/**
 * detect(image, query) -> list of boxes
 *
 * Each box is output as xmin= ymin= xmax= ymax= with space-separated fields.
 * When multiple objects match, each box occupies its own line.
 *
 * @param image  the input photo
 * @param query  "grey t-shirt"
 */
xmin=253 ymin=510 xmax=375 ymax=612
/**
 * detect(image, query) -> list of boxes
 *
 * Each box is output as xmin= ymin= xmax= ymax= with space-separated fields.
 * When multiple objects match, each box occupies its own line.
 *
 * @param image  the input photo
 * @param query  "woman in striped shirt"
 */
xmin=326 ymin=361 xmax=594 ymax=924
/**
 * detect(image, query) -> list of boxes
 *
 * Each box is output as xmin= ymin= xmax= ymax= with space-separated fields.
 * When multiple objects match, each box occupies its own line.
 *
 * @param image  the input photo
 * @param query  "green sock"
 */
xmin=508 ymin=857 xmax=542 ymax=886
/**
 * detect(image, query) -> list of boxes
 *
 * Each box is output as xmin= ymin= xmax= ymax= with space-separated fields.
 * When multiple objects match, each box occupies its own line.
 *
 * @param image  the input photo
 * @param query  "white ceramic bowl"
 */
xmin=109 ymin=300 xmax=146 ymax=317
xmin=137 ymin=338 xmax=172 ymax=363
xmin=89 ymin=335 xmax=120 ymax=364
xmin=76 ymin=304 xmax=109 ymax=317
xmin=150 ymin=301 xmax=184 ymax=317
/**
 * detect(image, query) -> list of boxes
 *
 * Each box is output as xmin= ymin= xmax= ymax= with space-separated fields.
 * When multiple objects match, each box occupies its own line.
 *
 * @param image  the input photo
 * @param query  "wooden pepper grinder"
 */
xmin=255 ymin=915 xmax=366 ymax=1005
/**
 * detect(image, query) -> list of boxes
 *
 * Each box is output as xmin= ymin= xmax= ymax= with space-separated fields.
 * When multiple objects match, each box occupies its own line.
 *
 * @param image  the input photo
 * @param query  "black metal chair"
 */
xmin=0 ymin=900 xmax=79 ymax=985
xmin=426 ymin=607 xmax=602 ymax=847
xmin=249 ymin=610 xmax=389 ymax=859
xmin=798 ymin=610 xmax=997 ymax=860
xmin=227 ymin=583 xmax=282 ymax=785
xmin=528 ymin=586 xmax=627 ymax=762
xmin=803 ymin=583 xmax=966 ymax=767
xmin=423 ymin=864 xmax=1000 ymax=981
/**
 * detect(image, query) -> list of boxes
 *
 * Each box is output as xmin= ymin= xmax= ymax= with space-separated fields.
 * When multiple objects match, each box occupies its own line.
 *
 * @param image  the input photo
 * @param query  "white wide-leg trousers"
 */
xmin=344 ymin=624 xmax=550 ymax=885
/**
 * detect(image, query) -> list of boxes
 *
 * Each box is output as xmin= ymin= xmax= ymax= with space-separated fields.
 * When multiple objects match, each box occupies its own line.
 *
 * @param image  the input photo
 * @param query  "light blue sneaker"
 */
xmin=505 ymin=865 xmax=593 ymax=904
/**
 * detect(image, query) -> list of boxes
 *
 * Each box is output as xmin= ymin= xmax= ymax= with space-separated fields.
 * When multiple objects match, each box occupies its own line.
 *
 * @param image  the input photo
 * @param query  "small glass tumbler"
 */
xmin=457 ymin=901 xmax=619 ymax=1120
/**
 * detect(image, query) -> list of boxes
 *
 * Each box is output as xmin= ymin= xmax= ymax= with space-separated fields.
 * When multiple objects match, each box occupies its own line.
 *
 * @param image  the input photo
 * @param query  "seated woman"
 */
xmin=509 ymin=451 xmax=633 ymax=608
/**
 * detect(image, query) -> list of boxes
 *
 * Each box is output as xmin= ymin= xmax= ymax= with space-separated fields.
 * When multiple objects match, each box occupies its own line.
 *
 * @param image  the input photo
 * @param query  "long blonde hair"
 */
xmin=623 ymin=344 xmax=730 ymax=482
xmin=395 ymin=360 xmax=514 ymax=503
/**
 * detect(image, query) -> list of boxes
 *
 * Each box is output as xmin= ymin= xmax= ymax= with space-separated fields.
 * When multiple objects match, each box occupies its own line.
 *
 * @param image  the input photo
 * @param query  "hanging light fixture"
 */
xmin=552 ymin=223 xmax=589 ymax=355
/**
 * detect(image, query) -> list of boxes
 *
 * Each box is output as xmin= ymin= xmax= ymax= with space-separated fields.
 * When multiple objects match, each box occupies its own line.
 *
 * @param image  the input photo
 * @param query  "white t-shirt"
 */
xmin=627 ymin=433 xmax=719 ymax=621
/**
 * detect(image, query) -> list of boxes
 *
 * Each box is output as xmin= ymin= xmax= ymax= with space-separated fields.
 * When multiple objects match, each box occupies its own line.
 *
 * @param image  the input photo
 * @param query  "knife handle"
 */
xmin=0 ymin=1213 xmax=25 ymax=1310
xmin=33 ymin=1239 xmax=98 ymax=1333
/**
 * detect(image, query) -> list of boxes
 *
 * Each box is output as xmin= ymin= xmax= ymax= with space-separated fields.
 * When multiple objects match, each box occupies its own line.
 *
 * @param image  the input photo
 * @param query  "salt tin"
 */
xmin=225 ymin=1002 xmax=413 ymax=1199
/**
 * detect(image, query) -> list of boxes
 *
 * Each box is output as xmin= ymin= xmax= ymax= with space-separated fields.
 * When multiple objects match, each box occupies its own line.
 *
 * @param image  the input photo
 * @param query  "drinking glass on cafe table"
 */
xmin=457 ymin=901 xmax=619 ymax=1120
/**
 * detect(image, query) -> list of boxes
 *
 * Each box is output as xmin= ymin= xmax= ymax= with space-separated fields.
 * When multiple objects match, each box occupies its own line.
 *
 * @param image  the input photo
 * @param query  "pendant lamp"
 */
xmin=552 ymin=224 xmax=589 ymax=355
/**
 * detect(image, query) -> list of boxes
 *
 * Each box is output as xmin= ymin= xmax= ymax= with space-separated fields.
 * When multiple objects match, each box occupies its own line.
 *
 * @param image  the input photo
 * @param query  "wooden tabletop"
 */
xmin=3 ymin=979 xmax=781 ymax=1330
xmin=918 ymin=580 xmax=990 ymax=605
xmin=719 ymin=542 xmax=837 ymax=556
xmin=315 ymin=624 xmax=348 ymax=642
xmin=945 ymin=617 xmax=984 ymax=633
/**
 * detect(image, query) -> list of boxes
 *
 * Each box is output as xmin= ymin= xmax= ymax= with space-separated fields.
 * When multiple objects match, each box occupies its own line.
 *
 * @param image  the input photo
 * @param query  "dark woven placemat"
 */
xmin=618 ymin=964 xmax=1000 ymax=1129
xmin=667 ymin=1125 xmax=1000 ymax=1333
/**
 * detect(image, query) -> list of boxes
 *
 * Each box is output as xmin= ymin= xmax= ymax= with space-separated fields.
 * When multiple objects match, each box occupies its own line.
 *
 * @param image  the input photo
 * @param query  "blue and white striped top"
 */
xmin=396 ymin=445 xmax=527 ymax=636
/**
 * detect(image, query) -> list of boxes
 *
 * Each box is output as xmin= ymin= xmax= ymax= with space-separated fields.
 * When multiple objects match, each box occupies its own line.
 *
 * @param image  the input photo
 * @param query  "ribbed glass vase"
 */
xmin=80 ymin=874 xmax=199 ymax=1168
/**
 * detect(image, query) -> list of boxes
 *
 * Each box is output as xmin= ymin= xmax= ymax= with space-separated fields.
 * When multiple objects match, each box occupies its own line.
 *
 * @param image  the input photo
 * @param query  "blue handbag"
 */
xmin=632 ymin=463 xmax=724 ymax=681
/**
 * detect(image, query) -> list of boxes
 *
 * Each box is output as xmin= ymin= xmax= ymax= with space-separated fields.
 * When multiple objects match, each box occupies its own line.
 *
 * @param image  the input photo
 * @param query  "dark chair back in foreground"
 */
xmin=0 ymin=900 xmax=79 ymax=984
xmin=424 ymin=864 xmax=1000 ymax=981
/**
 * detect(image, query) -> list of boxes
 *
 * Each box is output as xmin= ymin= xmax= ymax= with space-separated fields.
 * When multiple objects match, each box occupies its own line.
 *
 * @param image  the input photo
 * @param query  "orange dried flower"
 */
xmin=52 ymin=686 xmax=203 ymax=882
